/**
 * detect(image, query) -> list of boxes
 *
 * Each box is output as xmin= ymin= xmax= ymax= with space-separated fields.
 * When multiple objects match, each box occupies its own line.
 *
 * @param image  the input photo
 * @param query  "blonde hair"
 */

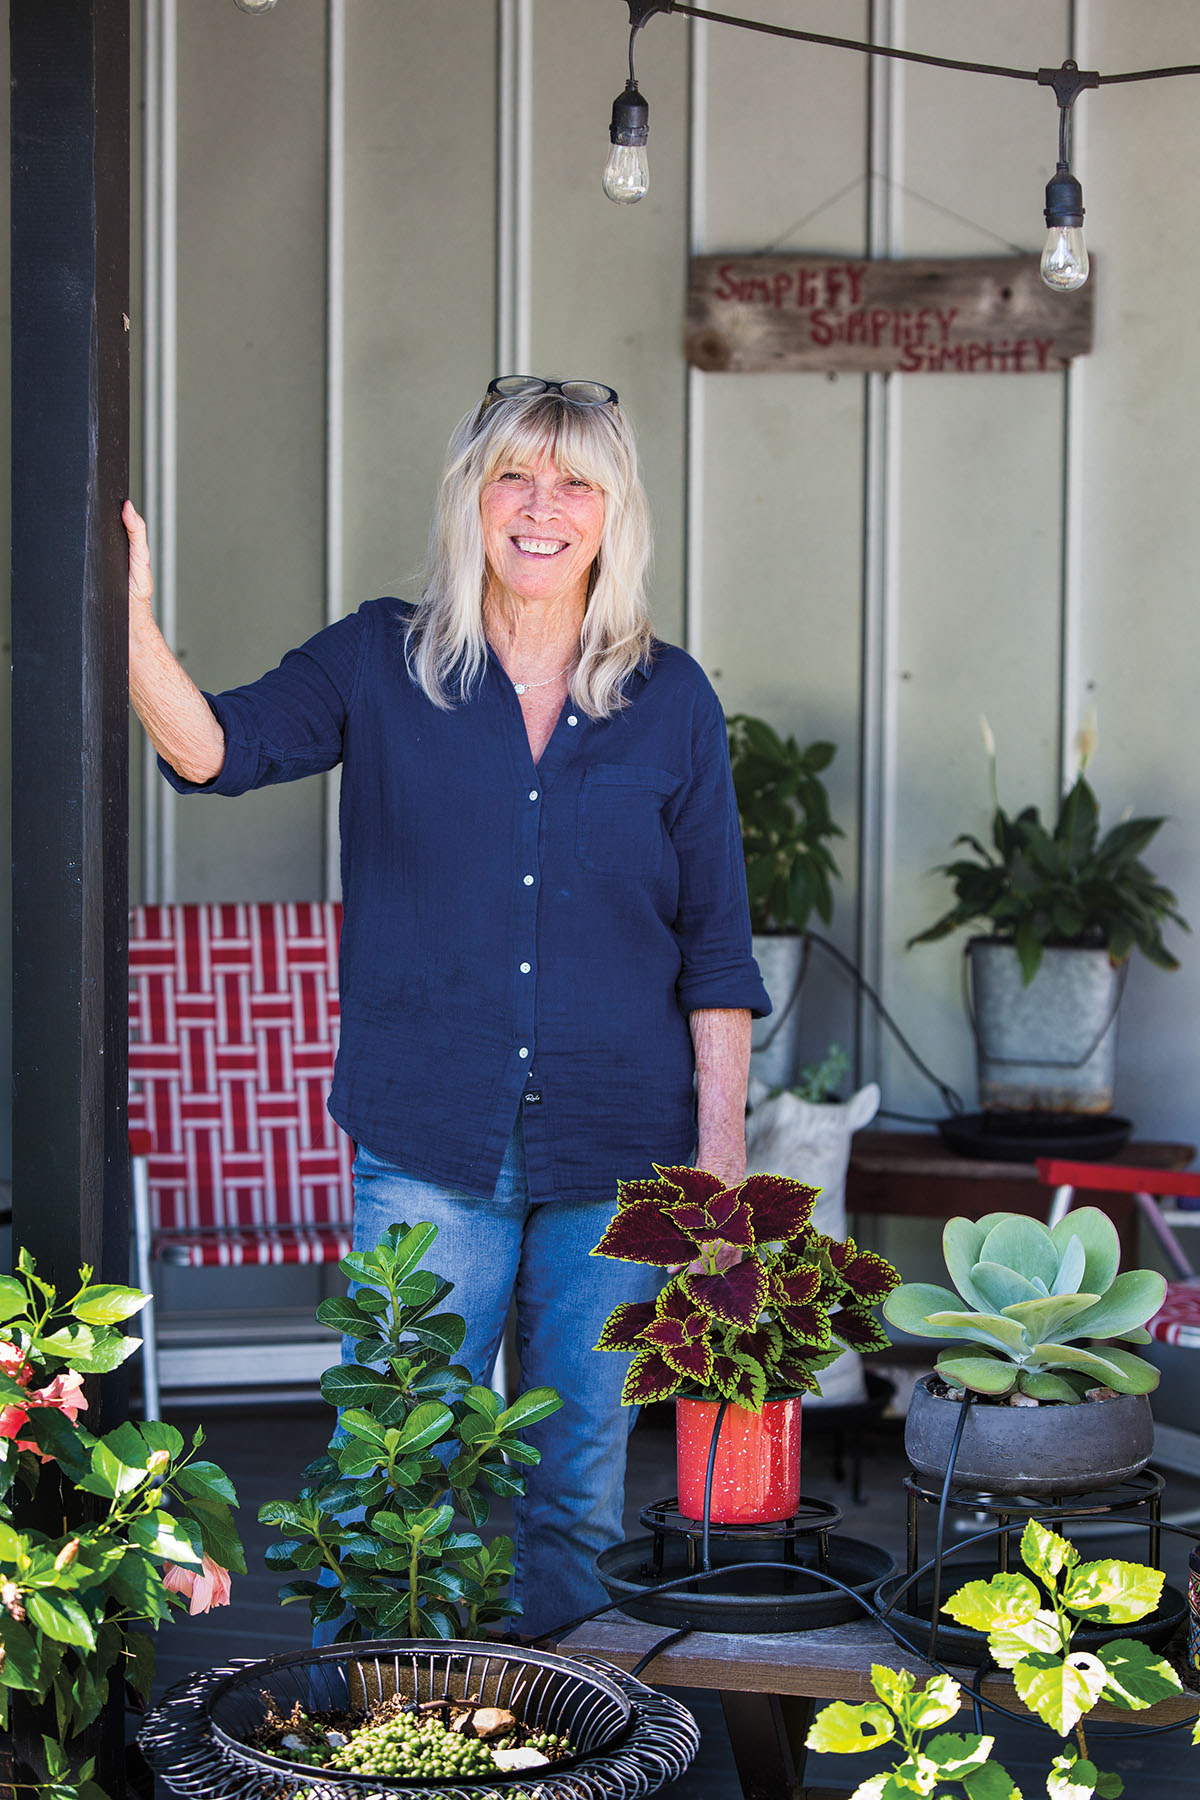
xmin=406 ymin=388 xmax=654 ymax=718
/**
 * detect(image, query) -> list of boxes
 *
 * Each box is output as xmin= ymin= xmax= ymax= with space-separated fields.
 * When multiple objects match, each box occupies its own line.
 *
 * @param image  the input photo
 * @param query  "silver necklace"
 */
xmin=511 ymin=658 xmax=577 ymax=696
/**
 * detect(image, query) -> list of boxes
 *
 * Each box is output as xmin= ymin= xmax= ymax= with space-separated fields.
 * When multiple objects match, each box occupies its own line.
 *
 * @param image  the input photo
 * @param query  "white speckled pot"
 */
xmin=676 ymin=1396 xmax=802 ymax=1523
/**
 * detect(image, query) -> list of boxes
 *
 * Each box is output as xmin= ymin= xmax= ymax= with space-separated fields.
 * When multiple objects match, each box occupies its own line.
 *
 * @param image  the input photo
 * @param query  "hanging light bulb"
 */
xmin=1041 ymin=164 xmax=1089 ymax=291
xmin=604 ymin=81 xmax=650 ymax=204
xmin=234 ymin=0 xmax=278 ymax=13
xmin=1036 ymin=60 xmax=1098 ymax=293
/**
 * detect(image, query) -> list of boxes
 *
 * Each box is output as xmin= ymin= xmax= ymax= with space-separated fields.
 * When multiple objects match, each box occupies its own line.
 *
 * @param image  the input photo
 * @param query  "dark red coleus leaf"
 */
xmin=777 ymin=1303 xmax=831 ymax=1350
xmin=770 ymin=1263 xmax=821 ymax=1308
xmin=659 ymin=1338 xmax=714 ymax=1383
xmin=683 ymin=1255 xmax=768 ymax=1328
xmin=711 ymin=1353 xmax=766 ymax=1410
xmin=831 ymin=1304 xmax=891 ymax=1352
xmin=643 ymin=1316 xmax=689 ymax=1350
xmin=668 ymin=1194 xmax=755 ymax=1249
xmin=594 ymin=1300 xmax=657 ymax=1351
xmin=622 ymin=1347 xmax=683 ymax=1406
xmin=827 ymin=1239 xmax=900 ymax=1302
xmin=593 ymin=1201 xmax=699 ymax=1266
xmin=772 ymin=1355 xmax=824 ymax=1395
xmin=736 ymin=1173 xmax=818 ymax=1244
xmin=655 ymin=1283 xmax=712 ymax=1335
xmin=727 ymin=1322 xmax=782 ymax=1366
xmin=616 ymin=1176 xmax=672 ymax=1210
xmin=652 ymin=1166 xmax=726 ymax=1207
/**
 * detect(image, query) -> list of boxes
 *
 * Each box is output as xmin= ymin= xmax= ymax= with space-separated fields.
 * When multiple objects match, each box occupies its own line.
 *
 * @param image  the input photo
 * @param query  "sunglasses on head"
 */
xmin=482 ymin=375 xmax=619 ymax=410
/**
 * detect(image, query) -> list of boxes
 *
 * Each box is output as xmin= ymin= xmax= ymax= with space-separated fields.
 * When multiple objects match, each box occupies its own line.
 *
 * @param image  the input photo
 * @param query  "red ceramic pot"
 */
xmin=675 ymin=1395 xmax=802 ymax=1524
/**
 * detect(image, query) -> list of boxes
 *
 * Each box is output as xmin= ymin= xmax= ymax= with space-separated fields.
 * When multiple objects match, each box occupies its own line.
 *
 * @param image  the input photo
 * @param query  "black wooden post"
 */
xmin=10 ymin=2 xmax=130 ymax=1786
xmin=10 ymin=0 xmax=130 ymax=1285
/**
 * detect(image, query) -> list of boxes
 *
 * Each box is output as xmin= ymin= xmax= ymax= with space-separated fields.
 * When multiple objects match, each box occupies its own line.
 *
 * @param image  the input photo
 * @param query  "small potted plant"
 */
xmin=0 ymin=1249 xmax=243 ymax=1797
xmin=727 ymin=714 xmax=843 ymax=1090
xmin=592 ymin=1167 xmax=899 ymax=1523
xmin=883 ymin=1207 xmax=1166 ymax=1495
xmin=908 ymin=720 xmax=1188 ymax=1115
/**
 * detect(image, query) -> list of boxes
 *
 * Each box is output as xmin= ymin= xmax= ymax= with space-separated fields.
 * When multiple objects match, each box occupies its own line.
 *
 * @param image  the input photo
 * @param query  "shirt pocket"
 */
xmin=577 ymin=763 xmax=684 ymax=876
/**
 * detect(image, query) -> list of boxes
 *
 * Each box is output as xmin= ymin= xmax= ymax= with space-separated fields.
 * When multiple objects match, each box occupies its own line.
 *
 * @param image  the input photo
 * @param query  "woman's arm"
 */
xmin=690 ymin=1006 xmax=752 ymax=1190
xmin=124 ymin=500 xmax=226 ymax=784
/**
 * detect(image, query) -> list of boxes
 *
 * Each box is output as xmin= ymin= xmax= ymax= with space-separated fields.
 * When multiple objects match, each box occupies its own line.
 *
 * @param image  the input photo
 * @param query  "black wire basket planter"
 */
xmin=137 ymin=1639 xmax=700 ymax=1800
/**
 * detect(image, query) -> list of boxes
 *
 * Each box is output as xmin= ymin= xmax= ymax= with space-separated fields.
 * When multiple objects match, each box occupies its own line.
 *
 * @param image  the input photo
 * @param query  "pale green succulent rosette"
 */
xmin=882 ymin=1207 xmax=1166 ymax=1401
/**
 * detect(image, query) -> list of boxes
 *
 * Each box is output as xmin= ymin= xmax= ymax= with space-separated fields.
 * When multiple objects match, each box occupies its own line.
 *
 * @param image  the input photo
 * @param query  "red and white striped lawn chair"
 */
xmin=128 ymin=903 xmax=354 ymax=1416
xmin=1037 ymin=1158 xmax=1200 ymax=1487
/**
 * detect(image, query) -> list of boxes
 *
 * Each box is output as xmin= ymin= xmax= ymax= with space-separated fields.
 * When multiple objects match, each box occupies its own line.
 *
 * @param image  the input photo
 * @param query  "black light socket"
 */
xmin=1044 ymin=163 xmax=1084 ymax=230
xmin=609 ymin=80 xmax=649 ymax=148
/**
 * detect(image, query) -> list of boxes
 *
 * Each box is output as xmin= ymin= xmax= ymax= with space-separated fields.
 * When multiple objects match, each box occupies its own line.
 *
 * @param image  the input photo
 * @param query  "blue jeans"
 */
xmin=347 ymin=1114 xmax=660 ymax=1639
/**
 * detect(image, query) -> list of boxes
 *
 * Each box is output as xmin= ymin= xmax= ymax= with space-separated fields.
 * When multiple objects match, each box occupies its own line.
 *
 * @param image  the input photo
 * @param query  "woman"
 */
xmin=125 ymin=376 xmax=769 ymax=1637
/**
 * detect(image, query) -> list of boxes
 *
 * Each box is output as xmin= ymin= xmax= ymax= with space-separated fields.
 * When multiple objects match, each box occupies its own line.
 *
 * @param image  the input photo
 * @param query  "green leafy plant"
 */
xmin=805 ymin=1663 xmax=1020 ymax=1800
xmin=727 ymin=714 xmax=843 ymax=934
xmin=807 ymin=1523 xmax=1195 ymax=1798
xmin=942 ymin=1518 xmax=1184 ymax=1796
xmin=0 ymin=1249 xmax=244 ymax=1800
xmin=789 ymin=1043 xmax=850 ymax=1103
xmin=593 ymin=1167 xmax=898 ymax=1409
xmin=259 ymin=1222 xmax=562 ymax=1641
xmin=908 ymin=724 xmax=1188 ymax=984
xmin=882 ymin=1209 xmax=1166 ymax=1403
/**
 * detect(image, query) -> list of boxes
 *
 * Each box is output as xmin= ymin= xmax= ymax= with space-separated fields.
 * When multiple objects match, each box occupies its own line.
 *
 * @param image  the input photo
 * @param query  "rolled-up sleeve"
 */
xmin=671 ymin=689 xmax=771 ymax=1019
xmin=159 ymin=606 xmax=369 ymax=796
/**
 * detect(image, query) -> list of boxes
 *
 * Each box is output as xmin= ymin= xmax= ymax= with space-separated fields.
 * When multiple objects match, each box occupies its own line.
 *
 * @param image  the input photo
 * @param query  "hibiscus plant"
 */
xmin=806 ymin=1519 xmax=1198 ymax=1799
xmin=260 ymin=1221 xmax=562 ymax=1641
xmin=593 ymin=1168 xmax=899 ymax=1409
xmin=0 ymin=1248 xmax=243 ymax=1800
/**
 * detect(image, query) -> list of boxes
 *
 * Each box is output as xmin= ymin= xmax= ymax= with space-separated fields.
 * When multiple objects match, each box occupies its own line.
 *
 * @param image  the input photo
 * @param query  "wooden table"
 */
xmin=556 ymin=1612 xmax=1200 ymax=1800
xmin=846 ymin=1132 xmax=1196 ymax=1264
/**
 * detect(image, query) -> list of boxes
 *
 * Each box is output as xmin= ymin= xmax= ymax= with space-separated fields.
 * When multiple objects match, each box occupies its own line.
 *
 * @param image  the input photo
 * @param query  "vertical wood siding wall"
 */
xmin=110 ymin=0 xmax=1200 ymax=1174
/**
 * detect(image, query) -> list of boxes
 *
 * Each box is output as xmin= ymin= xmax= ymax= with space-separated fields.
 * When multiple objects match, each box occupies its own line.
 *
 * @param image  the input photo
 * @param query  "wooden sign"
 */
xmin=686 ymin=254 xmax=1093 ymax=375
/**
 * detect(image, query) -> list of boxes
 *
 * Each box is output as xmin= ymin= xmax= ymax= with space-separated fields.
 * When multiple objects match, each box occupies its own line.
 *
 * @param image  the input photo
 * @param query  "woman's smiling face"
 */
xmin=480 ymin=450 xmax=606 ymax=611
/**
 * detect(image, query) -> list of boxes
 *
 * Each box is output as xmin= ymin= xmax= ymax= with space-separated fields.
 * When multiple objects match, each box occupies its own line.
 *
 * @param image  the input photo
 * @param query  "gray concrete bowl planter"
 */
xmin=904 ymin=1374 xmax=1155 ymax=1497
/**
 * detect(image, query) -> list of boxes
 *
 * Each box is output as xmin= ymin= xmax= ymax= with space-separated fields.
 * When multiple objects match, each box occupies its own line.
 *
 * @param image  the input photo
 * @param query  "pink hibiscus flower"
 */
xmin=162 ymin=1555 xmax=233 ymax=1615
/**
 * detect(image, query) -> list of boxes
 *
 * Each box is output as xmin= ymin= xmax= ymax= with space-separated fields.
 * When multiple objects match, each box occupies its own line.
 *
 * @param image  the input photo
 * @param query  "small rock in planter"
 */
xmin=466 ymin=1707 xmax=517 ymax=1740
xmin=1085 ymin=1385 xmax=1119 ymax=1402
xmin=491 ymin=1747 xmax=551 ymax=1771
xmin=1009 ymin=1393 xmax=1039 ymax=1408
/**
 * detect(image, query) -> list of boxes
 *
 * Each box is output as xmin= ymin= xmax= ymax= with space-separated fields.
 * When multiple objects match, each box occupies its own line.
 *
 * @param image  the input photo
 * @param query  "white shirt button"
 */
xmin=518 ymin=1046 xmax=529 ymax=1059
xmin=567 ymin=715 xmax=578 ymax=727
xmin=529 ymin=789 xmax=538 ymax=801
xmin=520 ymin=962 xmax=531 ymax=974
xmin=523 ymin=874 xmax=534 ymax=886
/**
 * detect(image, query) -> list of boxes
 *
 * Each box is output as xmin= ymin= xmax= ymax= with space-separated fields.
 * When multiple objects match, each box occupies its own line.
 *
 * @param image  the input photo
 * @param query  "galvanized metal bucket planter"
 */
xmin=967 ymin=939 xmax=1125 ymax=1114
xmin=750 ymin=932 xmax=807 ymax=1090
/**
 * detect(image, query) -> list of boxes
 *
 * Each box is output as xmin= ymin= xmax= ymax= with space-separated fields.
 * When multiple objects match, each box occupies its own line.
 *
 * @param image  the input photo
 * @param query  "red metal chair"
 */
xmin=128 ymin=902 xmax=354 ymax=1416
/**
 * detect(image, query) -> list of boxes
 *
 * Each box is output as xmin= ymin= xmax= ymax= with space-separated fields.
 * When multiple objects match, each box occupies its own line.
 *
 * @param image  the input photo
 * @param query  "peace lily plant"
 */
xmin=593 ymin=1167 xmax=898 ymax=1409
xmin=806 ymin=1519 xmax=1197 ymax=1800
xmin=882 ymin=1209 xmax=1165 ymax=1403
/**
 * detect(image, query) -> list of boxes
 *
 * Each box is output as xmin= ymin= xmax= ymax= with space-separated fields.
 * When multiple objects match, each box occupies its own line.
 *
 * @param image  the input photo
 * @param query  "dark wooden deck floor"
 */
xmin=144 ymin=1398 xmax=1200 ymax=1797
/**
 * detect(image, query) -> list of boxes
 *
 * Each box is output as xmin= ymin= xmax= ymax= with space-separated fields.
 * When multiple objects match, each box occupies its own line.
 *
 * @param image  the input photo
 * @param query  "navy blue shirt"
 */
xmin=163 ymin=599 xmax=769 ymax=1206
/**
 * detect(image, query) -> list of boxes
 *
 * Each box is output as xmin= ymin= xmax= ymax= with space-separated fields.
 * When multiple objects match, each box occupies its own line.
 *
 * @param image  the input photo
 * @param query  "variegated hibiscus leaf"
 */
xmin=658 ymin=1338 xmax=714 ymax=1384
xmin=622 ymin=1347 xmax=684 ymax=1406
xmin=831 ymin=1303 xmax=891 ymax=1353
xmin=652 ymin=1165 xmax=726 ymax=1207
xmin=770 ymin=1263 xmax=821 ymax=1308
xmin=594 ymin=1300 xmax=657 ymax=1352
xmin=711 ymin=1352 xmax=767 ymax=1411
xmin=592 ymin=1201 xmax=699 ymax=1266
xmin=777 ymin=1302 xmax=832 ymax=1350
xmin=737 ymin=1173 xmax=819 ymax=1244
xmin=828 ymin=1239 xmax=902 ymax=1302
xmin=684 ymin=1255 xmax=768 ymax=1328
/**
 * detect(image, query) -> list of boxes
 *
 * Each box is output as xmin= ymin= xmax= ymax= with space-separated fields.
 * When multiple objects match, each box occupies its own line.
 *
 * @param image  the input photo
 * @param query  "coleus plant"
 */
xmin=593 ymin=1168 xmax=899 ymax=1409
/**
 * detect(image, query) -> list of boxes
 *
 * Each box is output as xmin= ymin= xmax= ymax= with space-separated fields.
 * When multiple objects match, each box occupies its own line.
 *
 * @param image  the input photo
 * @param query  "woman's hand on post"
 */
xmin=124 ymin=499 xmax=154 ymax=614
xmin=123 ymin=498 xmax=227 ymax=784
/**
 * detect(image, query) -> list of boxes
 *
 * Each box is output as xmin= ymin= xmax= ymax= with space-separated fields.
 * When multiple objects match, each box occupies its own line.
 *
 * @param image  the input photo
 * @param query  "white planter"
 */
xmin=968 ymin=940 xmax=1123 ymax=1114
xmin=745 ymin=1078 xmax=881 ymax=1406
xmin=750 ymin=932 xmax=807 ymax=1090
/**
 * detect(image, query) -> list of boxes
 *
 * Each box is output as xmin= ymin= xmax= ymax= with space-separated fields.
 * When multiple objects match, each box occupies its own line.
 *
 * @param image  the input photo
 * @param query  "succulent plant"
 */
xmin=882 ymin=1209 xmax=1166 ymax=1402
xmin=592 ymin=1167 xmax=899 ymax=1410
